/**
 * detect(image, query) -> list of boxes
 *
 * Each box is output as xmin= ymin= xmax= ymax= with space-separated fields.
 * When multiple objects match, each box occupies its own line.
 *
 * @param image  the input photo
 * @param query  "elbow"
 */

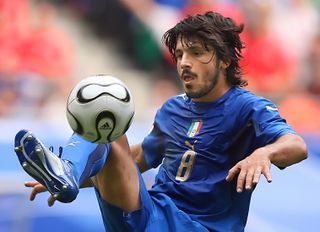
xmin=296 ymin=136 xmax=308 ymax=162
xmin=301 ymin=143 xmax=308 ymax=161
xmin=271 ymin=134 xmax=308 ymax=168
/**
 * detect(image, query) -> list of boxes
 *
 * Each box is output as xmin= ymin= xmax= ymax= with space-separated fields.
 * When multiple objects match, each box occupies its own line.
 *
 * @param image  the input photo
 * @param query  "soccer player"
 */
xmin=14 ymin=12 xmax=308 ymax=231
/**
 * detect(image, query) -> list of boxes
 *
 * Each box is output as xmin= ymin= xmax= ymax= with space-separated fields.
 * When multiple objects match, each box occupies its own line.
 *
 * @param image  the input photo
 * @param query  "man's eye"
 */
xmin=192 ymin=50 xmax=203 ymax=56
xmin=175 ymin=53 xmax=182 ymax=60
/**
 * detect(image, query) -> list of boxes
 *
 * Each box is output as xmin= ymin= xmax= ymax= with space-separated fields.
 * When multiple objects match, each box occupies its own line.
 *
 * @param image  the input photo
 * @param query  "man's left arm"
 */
xmin=226 ymin=133 xmax=308 ymax=193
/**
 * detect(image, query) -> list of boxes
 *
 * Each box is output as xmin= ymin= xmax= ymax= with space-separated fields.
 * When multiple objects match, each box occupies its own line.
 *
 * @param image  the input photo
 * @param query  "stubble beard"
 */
xmin=185 ymin=68 xmax=220 ymax=100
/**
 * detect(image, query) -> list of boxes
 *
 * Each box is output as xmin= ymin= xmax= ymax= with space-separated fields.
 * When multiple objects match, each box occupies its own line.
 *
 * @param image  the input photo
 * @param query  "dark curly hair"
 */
xmin=162 ymin=11 xmax=247 ymax=87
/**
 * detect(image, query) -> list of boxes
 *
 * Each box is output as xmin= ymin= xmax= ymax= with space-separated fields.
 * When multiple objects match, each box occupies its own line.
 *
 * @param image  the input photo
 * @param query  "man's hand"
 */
xmin=225 ymin=147 xmax=272 ymax=193
xmin=24 ymin=181 xmax=57 ymax=206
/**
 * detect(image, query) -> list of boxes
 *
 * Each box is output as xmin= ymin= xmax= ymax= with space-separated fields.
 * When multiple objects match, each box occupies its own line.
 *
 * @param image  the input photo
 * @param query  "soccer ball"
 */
xmin=66 ymin=74 xmax=135 ymax=143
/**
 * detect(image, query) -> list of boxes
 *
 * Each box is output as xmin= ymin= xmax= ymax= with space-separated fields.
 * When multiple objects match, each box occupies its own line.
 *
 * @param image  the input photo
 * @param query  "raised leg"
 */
xmin=14 ymin=130 xmax=79 ymax=202
xmin=91 ymin=135 xmax=140 ymax=212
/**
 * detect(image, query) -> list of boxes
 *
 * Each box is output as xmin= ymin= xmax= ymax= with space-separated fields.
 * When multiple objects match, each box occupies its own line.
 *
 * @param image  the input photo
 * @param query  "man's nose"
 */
xmin=180 ymin=54 xmax=192 ymax=69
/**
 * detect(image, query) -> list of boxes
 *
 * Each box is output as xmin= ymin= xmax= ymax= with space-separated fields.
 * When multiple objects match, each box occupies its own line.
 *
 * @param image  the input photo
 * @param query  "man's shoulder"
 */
xmin=162 ymin=93 xmax=188 ymax=107
xmin=231 ymin=87 xmax=266 ymax=104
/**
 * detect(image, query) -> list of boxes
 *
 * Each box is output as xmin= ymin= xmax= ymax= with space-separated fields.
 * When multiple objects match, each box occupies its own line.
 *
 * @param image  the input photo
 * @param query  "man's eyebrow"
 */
xmin=186 ymin=41 xmax=202 ymax=48
xmin=176 ymin=44 xmax=204 ymax=51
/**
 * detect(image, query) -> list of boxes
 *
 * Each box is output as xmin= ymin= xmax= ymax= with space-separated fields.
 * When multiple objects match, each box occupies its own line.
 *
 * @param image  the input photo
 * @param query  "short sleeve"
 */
xmin=250 ymin=98 xmax=296 ymax=147
xmin=141 ymin=111 xmax=166 ymax=168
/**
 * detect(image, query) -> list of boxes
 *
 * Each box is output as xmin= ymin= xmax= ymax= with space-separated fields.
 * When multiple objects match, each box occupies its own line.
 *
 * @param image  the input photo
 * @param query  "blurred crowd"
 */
xmin=1 ymin=0 xmax=320 ymax=136
xmin=0 ymin=0 xmax=76 ymax=119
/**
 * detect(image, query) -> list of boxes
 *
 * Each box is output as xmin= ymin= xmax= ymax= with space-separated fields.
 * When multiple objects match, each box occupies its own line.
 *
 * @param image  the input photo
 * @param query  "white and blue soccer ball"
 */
xmin=66 ymin=74 xmax=135 ymax=143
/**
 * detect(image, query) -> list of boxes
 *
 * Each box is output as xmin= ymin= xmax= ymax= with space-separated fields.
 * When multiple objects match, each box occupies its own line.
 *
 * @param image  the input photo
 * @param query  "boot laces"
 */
xmin=49 ymin=146 xmax=64 ymax=158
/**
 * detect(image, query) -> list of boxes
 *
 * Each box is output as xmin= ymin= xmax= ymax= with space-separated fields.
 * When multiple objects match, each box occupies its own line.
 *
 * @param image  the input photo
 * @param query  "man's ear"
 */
xmin=220 ymin=61 xmax=230 ymax=69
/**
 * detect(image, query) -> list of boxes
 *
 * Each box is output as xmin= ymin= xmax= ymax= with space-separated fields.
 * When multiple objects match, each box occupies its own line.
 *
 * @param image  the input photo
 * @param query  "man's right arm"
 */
xmin=130 ymin=143 xmax=150 ymax=173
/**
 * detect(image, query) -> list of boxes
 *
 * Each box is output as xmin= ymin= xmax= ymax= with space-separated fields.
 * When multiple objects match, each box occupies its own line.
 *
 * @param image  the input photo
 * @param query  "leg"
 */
xmin=14 ymin=129 xmax=109 ymax=203
xmin=88 ymin=136 xmax=208 ymax=232
xmin=61 ymin=133 xmax=110 ymax=185
xmin=91 ymin=135 xmax=140 ymax=212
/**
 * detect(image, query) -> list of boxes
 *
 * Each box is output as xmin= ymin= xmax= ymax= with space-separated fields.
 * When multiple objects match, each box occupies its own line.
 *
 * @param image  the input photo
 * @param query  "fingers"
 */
xmin=252 ymin=167 xmax=262 ymax=185
xmin=262 ymin=166 xmax=272 ymax=183
xmin=226 ymin=161 xmax=272 ymax=193
xmin=25 ymin=181 xmax=47 ymax=201
xmin=24 ymin=181 xmax=55 ymax=206
xmin=236 ymin=169 xmax=246 ymax=193
xmin=225 ymin=165 xmax=240 ymax=182
xmin=48 ymin=195 xmax=57 ymax=207
xmin=225 ymin=163 xmax=250 ymax=192
xmin=24 ymin=181 xmax=40 ymax=188
xmin=29 ymin=183 xmax=47 ymax=201
xmin=242 ymin=167 xmax=262 ymax=192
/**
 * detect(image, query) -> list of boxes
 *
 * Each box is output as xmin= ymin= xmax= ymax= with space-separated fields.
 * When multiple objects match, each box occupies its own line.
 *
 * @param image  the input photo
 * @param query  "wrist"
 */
xmin=257 ymin=146 xmax=275 ymax=162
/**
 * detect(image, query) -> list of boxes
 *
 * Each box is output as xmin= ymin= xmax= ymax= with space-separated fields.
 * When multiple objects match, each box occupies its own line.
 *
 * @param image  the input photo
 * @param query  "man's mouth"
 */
xmin=183 ymin=75 xmax=194 ymax=83
xmin=182 ymin=72 xmax=196 ymax=84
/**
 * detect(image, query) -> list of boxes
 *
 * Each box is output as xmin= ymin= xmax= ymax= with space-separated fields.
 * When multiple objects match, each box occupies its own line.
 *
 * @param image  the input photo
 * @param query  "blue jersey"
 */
xmin=142 ymin=87 xmax=295 ymax=231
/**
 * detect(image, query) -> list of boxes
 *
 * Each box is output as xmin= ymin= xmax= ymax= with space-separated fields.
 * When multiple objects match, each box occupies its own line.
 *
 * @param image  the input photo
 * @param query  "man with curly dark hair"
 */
xmin=14 ymin=12 xmax=307 ymax=232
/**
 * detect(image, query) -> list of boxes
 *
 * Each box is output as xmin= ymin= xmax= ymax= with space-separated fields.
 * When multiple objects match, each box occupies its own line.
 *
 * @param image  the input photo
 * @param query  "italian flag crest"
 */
xmin=187 ymin=120 xmax=202 ymax=137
